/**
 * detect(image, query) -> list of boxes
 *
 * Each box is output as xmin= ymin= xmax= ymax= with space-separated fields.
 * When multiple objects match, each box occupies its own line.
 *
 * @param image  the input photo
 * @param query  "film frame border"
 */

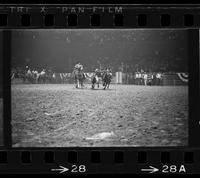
xmin=1 ymin=4 xmax=200 ymax=28
xmin=0 ymin=4 xmax=200 ymax=174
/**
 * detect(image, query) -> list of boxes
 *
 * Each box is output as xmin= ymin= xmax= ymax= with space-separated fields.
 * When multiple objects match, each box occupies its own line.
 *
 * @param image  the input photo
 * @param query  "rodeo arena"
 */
xmin=11 ymin=64 xmax=188 ymax=87
xmin=11 ymin=29 xmax=189 ymax=147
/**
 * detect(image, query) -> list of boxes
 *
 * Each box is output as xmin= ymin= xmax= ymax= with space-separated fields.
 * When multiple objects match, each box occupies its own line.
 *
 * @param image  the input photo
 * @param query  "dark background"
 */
xmin=0 ymin=0 xmax=197 ymax=4
xmin=11 ymin=29 xmax=188 ymax=73
xmin=0 ymin=31 xmax=3 ymax=146
xmin=0 ymin=31 xmax=3 ymax=97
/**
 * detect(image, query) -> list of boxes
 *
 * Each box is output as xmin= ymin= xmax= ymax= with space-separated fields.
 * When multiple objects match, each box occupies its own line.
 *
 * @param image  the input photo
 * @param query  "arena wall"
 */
xmin=162 ymin=73 xmax=188 ymax=86
xmin=11 ymin=72 xmax=188 ymax=86
xmin=115 ymin=72 xmax=188 ymax=86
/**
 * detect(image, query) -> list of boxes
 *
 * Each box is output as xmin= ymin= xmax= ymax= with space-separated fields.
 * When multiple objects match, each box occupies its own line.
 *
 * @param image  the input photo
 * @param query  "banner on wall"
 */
xmin=177 ymin=73 xmax=188 ymax=82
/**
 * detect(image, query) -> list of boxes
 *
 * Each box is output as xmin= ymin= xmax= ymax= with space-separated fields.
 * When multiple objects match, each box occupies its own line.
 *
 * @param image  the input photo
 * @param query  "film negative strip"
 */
xmin=0 ymin=4 xmax=200 ymax=174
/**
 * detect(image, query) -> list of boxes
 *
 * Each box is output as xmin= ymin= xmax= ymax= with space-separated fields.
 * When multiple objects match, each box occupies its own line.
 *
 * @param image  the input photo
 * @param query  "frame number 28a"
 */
xmin=162 ymin=165 xmax=186 ymax=173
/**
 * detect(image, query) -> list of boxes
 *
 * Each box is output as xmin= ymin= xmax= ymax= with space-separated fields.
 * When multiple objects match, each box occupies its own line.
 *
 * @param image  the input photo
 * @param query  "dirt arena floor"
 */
xmin=11 ymin=84 xmax=188 ymax=147
xmin=0 ymin=98 xmax=3 ymax=145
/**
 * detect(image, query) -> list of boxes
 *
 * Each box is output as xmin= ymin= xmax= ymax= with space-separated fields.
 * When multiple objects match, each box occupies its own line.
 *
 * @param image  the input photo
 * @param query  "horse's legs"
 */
xmin=79 ymin=79 xmax=82 ymax=88
xmin=98 ymin=78 xmax=101 ymax=88
xmin=82 ymin=78 xmax=85 ymax=88
xmin=91 ymin=77 xmax=95 ymax=89
xmin=103 ymin=83 xmax=106 ymax=90
xmin=81 ymin=81 xmax=84 ymax=89
xmin=74 ymin=77 xmax=78 ymax=88
xmin=75 ymin=79 xmax=79 ymax=88
xmin=78 ymin=79 xmax=80 ymax=88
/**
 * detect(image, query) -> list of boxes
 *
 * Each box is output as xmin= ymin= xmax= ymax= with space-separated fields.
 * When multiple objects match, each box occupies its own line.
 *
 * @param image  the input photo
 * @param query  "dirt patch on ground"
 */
xmin=11 ymin=84 xmax=188 ymax=147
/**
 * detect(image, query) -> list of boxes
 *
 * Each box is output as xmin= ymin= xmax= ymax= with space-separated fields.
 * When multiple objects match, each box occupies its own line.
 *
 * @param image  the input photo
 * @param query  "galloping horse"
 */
xmin=102 ymin=71 xmax=112 ymax=90
xmin=91 ymin=69 xmax=112 ymax=90
xmin=72 ymin=68 xmax=86 ymax=89
xmin=91 ymin=69 xmax=103 ymax=89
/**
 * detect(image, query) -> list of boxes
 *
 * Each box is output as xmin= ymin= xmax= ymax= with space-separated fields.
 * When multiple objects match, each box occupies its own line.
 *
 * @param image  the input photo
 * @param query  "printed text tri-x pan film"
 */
xmin=0 ymin=4 xmax=200 ymax=174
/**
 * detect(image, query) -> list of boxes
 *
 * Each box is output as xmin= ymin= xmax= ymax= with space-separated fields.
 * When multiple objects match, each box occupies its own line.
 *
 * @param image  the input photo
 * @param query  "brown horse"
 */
xmin=72 ymin=68 xmax=86 ymax=89
xmin=102 ymin=71 xmax=112 ymax=90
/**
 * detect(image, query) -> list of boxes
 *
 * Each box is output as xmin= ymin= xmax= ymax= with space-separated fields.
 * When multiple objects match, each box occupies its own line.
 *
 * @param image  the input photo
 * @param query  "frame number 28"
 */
xmin=71 ymin=165 xmax=86 ymax=173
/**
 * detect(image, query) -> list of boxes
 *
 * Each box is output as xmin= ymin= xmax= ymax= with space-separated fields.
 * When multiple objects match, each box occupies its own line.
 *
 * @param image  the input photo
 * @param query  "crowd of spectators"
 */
xmin=11 ymin=56 xmax=187 ymax=86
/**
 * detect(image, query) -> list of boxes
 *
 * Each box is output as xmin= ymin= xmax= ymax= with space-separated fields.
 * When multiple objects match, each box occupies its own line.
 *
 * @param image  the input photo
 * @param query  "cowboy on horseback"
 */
xmin=73 ymin=62 xmax=85 ymax=88
xmin=91 ymin=67 xmax=104 ymax=89
xmin=94 ymin=68 xmax=101 ymax=76
xmin=102 ymin=68 xmax=112 ymax=89
xmin=74 ymin=62 xmax=83 ymax=71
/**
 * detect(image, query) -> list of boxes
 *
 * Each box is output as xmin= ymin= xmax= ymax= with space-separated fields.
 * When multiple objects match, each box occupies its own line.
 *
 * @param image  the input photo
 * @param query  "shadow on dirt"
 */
xmin=72 ymin=87 xmax=114 ymax=91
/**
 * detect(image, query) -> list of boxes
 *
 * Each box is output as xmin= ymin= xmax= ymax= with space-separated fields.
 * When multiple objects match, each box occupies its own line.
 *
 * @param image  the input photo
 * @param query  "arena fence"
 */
xmin=11 ymin=72 xmax=188 ymax=86
xmin=115 ymin=72 xmax=188 ymax=86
